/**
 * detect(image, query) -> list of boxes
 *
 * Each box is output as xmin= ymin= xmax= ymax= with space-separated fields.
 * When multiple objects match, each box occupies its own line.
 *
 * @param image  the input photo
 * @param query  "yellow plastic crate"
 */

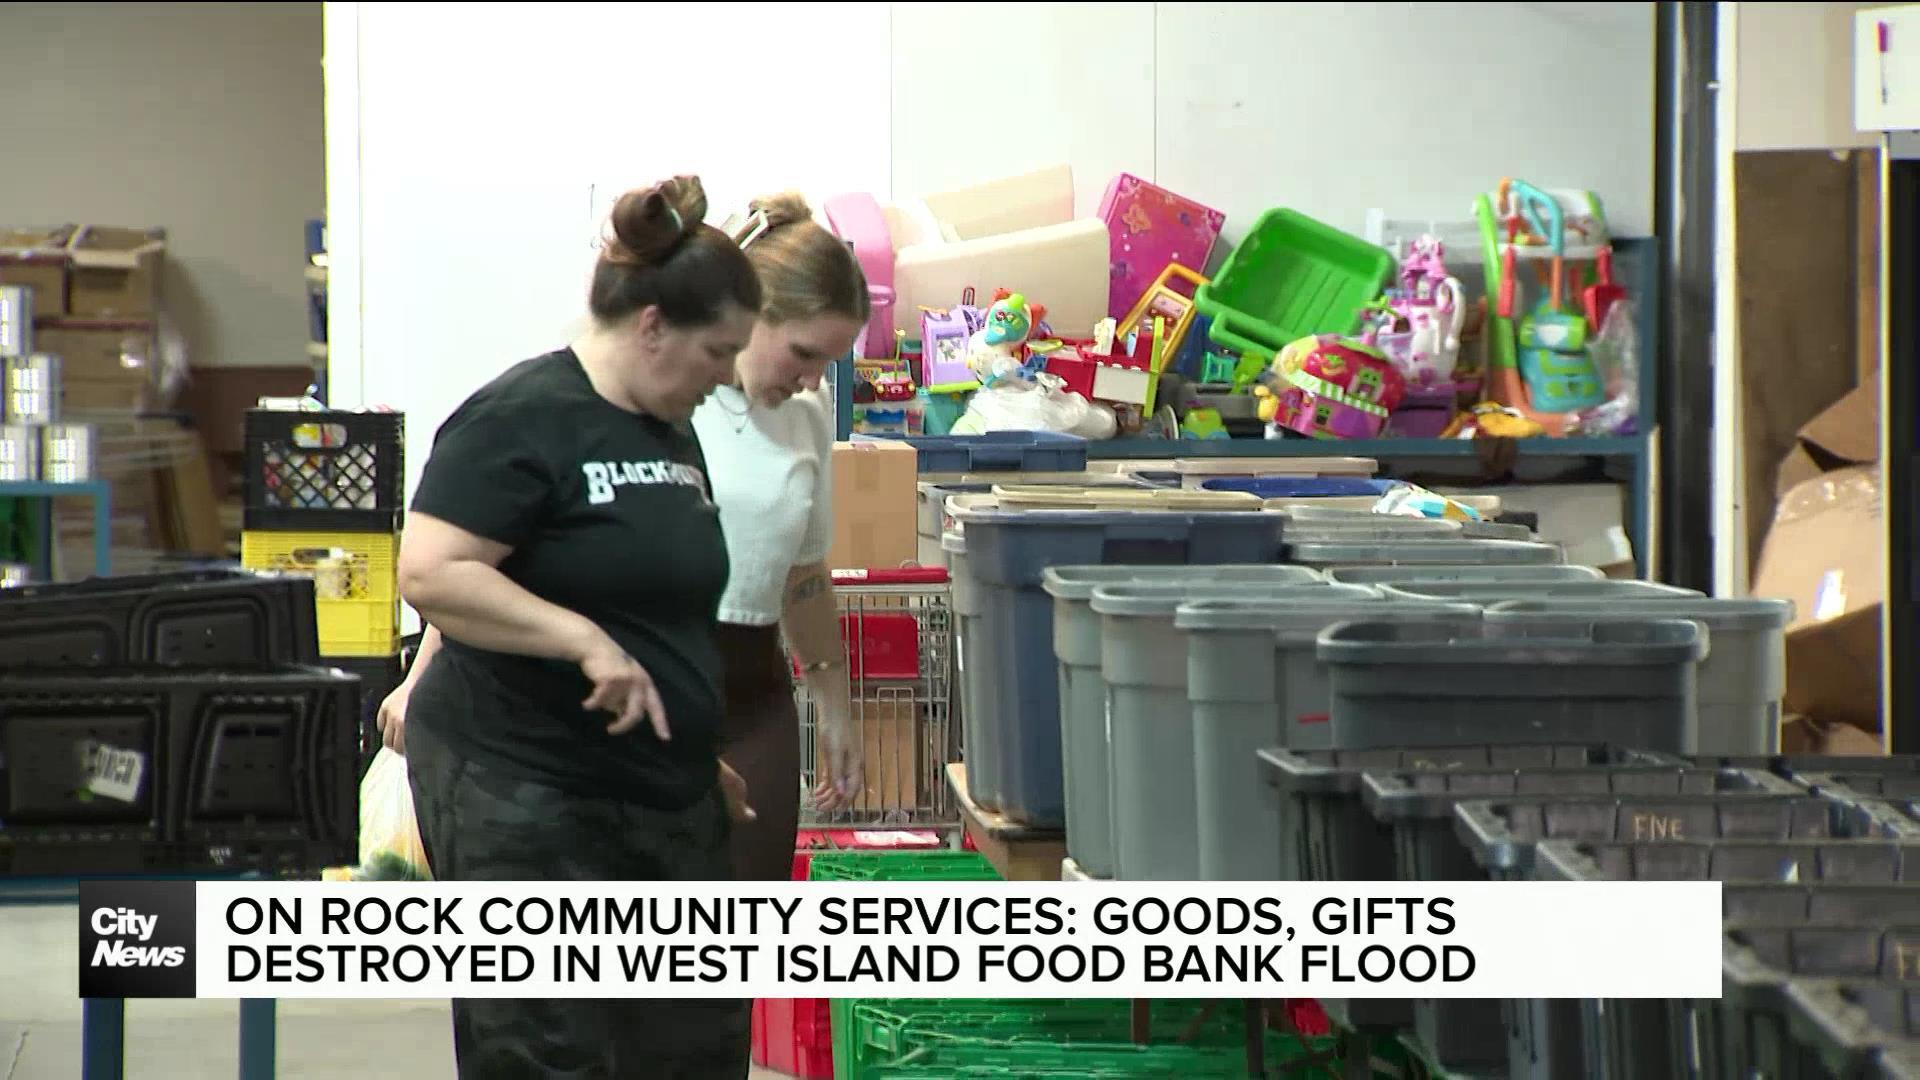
xmin=242 ymin=529 xmax=400 ymax=657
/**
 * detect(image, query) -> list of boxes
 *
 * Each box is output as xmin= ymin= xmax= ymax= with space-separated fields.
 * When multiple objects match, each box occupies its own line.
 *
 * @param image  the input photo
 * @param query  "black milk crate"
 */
xmin=1783 ymin=978 xmax=1920 ymax=1078
xmin=0 ymin=568 xmax=320 ymax=670
xmin=0 ymin=666 xmax=360 ymax=879
xmin=1256 ymin=743 xmax=1680 ymax=1039
xmin=326 ymin=654 xmax=405 ymax=772
xmin=244 ymin=408 xmax=405 ymax=532
xmin=1354 ymin=764 xmax=1806 ymax=1078
xmin=1541 ymin=838 xmax=1920 ymax=1080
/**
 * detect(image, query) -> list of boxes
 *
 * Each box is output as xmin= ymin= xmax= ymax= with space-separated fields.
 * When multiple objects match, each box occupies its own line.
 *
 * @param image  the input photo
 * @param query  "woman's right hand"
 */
xmin=578 ymin=634 xmax=671 ymax=741
xmin=376 ymin=680 xmax=413 ymax=755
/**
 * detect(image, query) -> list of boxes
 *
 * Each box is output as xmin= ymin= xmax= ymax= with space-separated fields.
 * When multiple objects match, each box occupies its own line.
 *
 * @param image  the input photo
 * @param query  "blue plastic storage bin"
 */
xmin=955 ymin=508 xmax=1286 ymax=826
xmin=856 ymin=430 xmax=1089 ymax=474
xmin=1200 ymin=476 xmax=1398 ymax=499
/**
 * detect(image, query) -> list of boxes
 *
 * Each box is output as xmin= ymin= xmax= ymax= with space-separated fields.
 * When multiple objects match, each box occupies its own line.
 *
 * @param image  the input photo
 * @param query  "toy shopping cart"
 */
xmin=794 ymin=567 xmax=958 ymax=828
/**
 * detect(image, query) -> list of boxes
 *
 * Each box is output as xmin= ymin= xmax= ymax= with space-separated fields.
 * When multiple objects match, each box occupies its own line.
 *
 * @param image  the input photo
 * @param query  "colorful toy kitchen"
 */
xmin=824 ymin=167 xmax=1657 ymax=575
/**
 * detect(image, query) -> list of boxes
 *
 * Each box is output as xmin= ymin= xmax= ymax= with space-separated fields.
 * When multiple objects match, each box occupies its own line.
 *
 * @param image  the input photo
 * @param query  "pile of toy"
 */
xmin=826 ymin=169 xmax=1637 ymax=443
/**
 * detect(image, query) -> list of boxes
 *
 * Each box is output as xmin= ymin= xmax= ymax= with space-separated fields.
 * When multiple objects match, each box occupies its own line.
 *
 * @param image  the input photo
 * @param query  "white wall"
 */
xmin=328 ymin=0 xmax=1657 ymax=515
xmin=0 ymin=2 xmax=323 ymax=368
xmin=1736 ymin=0 xmax=1882 ymax=150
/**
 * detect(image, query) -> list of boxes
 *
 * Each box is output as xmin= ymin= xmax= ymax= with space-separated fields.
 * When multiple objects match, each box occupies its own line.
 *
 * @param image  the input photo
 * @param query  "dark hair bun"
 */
xmin=605 ymin=175 xmax=709 ymax=266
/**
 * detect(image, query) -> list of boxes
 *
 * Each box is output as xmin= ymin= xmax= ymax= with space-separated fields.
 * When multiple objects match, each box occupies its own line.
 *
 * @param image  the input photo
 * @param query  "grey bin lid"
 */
xmin=1326 ymin=564 xmax=1605 ymax=585
xmin=1173 ymin=587 xmax=1388 ymax=629
xmin=1042 ymin=563 xmax=1320 ymax=601
xmin=1379 ymin=580 xmax=1701 ymax=602
xmin=1485 ymin=596 xmax=1795 ymax=631
xmin=1288 ymin=539 xmax=1564 ymax=565
xmin=1089 ymin=582 xmax=1346 ymax=617
xmin=1315 ymin=617 xmax=1707 ymax=665
xmin=1267 ymin=601 xmax=1483 ymax=640
xmin=1283 ymin=519 xmax=1464 ymax=541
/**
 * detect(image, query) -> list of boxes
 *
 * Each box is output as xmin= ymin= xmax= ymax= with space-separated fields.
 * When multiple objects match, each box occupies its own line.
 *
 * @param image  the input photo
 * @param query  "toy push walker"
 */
xmin=1475 ymin=179 xmax=1614 ymax=435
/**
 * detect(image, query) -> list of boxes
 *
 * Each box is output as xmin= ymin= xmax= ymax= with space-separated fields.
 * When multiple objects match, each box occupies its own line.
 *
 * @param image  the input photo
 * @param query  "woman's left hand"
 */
xmin=718 ymin=760 xmax=756 ymax=825
xmin=810 ymin=719 xmax=865 ymax=814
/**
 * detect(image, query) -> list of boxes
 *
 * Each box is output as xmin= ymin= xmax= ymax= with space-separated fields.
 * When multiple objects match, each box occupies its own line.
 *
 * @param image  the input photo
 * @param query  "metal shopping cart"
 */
xmin=794 ymin=567 xmax=959 ymax=829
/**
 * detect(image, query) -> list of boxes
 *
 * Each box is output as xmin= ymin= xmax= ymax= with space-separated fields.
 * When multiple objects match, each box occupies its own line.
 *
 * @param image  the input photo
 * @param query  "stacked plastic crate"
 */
xmin=0 ymin=568 xmax=361 ymax=881
xmin=240 ymin=406 xmax=406 ymax=768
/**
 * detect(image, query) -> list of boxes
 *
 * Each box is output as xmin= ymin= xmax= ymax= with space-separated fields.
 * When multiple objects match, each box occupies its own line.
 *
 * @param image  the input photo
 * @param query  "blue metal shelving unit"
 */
xmin=833 ymin=237 xmax=1661 ymax=576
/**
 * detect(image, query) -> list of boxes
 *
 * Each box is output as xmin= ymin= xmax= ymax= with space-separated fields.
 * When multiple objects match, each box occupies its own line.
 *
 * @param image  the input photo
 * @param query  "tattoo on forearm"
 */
xmin=789 ymin=573 xmax=829 ymax=603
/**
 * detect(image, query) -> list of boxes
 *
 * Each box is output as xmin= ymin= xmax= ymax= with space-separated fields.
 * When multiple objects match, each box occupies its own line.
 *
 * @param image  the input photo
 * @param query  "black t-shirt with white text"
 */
xmin=406 ymin=348 xmax=731 ymax=808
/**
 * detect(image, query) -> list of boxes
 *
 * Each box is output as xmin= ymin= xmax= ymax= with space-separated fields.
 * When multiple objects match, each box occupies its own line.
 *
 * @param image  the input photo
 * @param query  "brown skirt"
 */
xmin=715 ymin=621 xmax=801 ymax=883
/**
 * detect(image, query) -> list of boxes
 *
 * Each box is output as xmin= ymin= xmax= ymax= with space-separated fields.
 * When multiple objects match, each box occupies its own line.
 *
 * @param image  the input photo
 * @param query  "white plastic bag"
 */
xmin=353 ymin=748 xmax=432 ymax=881
xmin=953 ymin=373 xmax=1117 ymax=440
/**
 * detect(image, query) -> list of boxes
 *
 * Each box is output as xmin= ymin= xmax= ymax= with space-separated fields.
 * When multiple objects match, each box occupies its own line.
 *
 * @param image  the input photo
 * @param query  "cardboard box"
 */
xmin=1775 ymin=381 xmax=1879 ymax=497
xmin=827 ymin=440 xmax=919 ymax=571
xmin=66 ymin=226 xmax=165 ymax=318
xmin=32 ymin=318 xmax=158 ymax=414
xmin=0 ymin=227 xmax=72 ymax=318
xmin=818 ymin=693 xmax=924 ymax=814
xmin=1751 ymin=464 xmax=1883 ymax=732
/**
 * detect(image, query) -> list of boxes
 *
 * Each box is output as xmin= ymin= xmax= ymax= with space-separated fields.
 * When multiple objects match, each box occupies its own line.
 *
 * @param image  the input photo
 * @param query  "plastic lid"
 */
xmin=925 ymin=472 xmax=1145 ymax=488
xmin=1174 ymin=586 xmax=1391 ymax=629
xmin=1171 ymin=456 xmax=1378 ymax=478
xmin=1326 ymin=564 xmax=1605 ymax=585
xmin=1485 ymin=596 xmax=1795 ymax=631
xmin=1379 ymin=580 xmax=1701 ymax=602
xmin=1287 ymin=539 xmax=1564 ymax=566
xmin=1088 ymin=579 xmax=1338 ymax=616
xmin=940 ymin=530 xmax=966 ymax=555
xmin=1045 ymin=562 xmax=1322 ymax=600
xmin=1265 ymin=494 xmax=1505 ymax=514
xmin=1283 ymin=519 xmax=1465 ymax=541
xmin=990 ymin=484 xmax=1262 ymax=511
xmin=1317 ymin=617 xmax=1707 ymax=665
xmin=1268 ymin=600 xmax=1482 ymax=640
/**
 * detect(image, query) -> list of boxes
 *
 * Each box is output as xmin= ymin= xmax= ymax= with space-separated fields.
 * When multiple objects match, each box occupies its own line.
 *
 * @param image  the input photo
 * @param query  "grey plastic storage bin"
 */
xmin=1282 ymin=512 xmax=1536 ymax=543
xmin=1287 ymin=538 xmax=1565 ymax=568
xmin=1041 ymin=565 xmax=1325 ymax=879
xmin=1326 ymin=563 xmax=1605 ymax=586
xmin=1377 ymin=579 xmax=1701 ymax=603
xmin=1269 ymin=600 xmax=1483 ymax=753
xmin=956 ymin=507 xmax=1286 ymax=826
xmin=1487 ymin=597 xmax=1795 ymax=756
xmin=1320 ymin=618 xmax=1708 ymax=755
xmin=943 ymin=530 xmax=1002 ymax=811
xmin=1085 ymin=577 xmax=1345 ymax=881
xmin=1179 ymin=589 xmax=1411 ymax=881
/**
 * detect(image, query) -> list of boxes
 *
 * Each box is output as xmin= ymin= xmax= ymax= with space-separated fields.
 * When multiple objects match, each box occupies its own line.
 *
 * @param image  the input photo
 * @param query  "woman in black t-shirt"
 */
xmin=391 ymin=175 xmax=761 ymax=1079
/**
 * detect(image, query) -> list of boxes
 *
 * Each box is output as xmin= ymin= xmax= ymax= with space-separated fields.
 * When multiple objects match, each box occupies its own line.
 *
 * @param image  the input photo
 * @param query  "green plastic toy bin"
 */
xmin=1194 ymin=207 xmax=1398 ymax=356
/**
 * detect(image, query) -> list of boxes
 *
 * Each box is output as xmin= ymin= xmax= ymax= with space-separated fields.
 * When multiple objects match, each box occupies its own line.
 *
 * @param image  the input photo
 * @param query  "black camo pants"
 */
xmin=406 ymin=720 xmax=751 ymax=1080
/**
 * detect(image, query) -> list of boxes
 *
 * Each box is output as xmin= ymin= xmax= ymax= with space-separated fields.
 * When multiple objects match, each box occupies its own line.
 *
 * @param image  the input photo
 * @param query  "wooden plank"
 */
xmin=1735 ymin=149 xmax=1867 ymax=571
xmin=946 ymin=764 xmax=1066 ymax=883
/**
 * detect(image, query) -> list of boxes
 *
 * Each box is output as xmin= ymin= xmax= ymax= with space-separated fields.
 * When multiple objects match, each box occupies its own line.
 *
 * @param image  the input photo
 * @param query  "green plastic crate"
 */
xmin=850 ymin=1031 xmax=1308 ymax=1077
xmin=805 ymin=850 xmax=1001 ymax=882
xmin=1194 ymin=207 xmax=1397 ymax=356
xmin=847 ymin=999 xmax=1247 ymax=1070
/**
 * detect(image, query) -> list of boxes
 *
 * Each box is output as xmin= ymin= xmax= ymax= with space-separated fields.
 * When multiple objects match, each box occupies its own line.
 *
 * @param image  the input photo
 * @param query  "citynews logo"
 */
xmin=78 ymin=881 xmax=197 ymax=999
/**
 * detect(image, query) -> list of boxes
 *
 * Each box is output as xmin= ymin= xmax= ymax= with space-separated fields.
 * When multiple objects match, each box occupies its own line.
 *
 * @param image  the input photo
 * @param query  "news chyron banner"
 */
xmin=80 ymin=880 xmax=1722 ymax=1001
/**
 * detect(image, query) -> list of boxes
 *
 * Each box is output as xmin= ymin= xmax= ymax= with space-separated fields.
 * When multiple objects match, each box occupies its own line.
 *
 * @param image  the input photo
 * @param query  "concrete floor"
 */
xmin=0 ymin=903 xmax=791 ymax=1079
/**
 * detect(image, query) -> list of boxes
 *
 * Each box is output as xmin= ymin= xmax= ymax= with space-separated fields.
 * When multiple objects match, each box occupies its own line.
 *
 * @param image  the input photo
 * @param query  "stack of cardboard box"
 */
xmin=1750 ymin=383 xmax=1884 ymax=752
xmin=0 ymin=225 xmax=168 ymax=414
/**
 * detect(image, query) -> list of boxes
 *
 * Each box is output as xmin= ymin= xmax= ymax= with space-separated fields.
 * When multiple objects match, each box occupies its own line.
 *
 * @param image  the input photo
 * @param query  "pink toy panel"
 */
xmin=1099 ymin=173 xmax=1225 ymax=324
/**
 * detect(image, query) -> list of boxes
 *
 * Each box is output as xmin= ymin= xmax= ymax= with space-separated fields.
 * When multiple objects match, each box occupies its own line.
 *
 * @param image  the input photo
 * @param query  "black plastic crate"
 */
xmin=0 ymin=568 xmax=320 ymax=670
xmin=1256 ymin=743 xmax=1679 ymax=1040
xmin=1784 ymin=979 xmax=1920 ymax=1079
xmin=1542 ymin=838 xmax=1920 ymax=1080
xmin=244 ymin=408 xmax=405 ymax=532
xmin=1353 ymin=766 xmax=1808 ymax=1079
xmin=0 ymin=666 xmax=359 ymax=878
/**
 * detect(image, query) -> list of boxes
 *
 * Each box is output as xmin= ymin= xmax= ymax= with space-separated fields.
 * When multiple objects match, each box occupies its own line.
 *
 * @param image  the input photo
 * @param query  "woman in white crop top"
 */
xmin=690 ymin=193 xmax=870 ymax=882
